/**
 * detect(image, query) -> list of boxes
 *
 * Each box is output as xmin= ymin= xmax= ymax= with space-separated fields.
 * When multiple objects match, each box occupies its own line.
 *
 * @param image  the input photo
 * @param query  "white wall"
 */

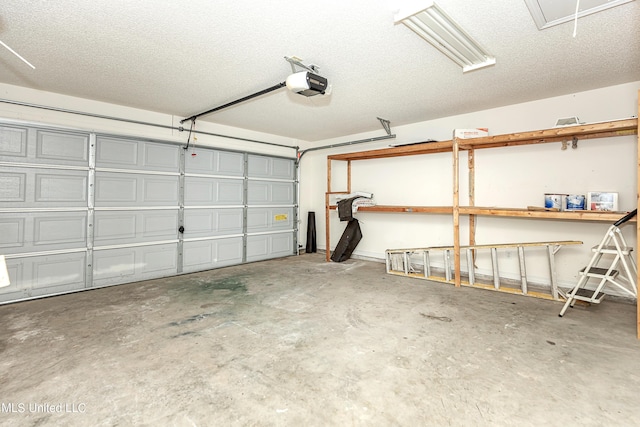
xmin=0 ymin=83 xmax=299 ymax=158
xmin=300 ymin=81 xmax=640 ymax=291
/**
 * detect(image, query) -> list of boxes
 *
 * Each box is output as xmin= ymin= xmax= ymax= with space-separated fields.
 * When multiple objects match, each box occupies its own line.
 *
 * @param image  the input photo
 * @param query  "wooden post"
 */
xmin=325 ymin=192 xmax=331 ymax=262
xmin=327 ymin=157 xmax=332 ymax=193
xmin=347 ymin=160 xmax=352 ymax=194
xmin=468 ymin=148 xmax=476 ymax=265
xmin=453 ymin=138 xmax=461 ymax=287
xmin=637 ymin=90 xmax=639 ymax=339
xmin=326 ymin=158 xmax=332 ymax=262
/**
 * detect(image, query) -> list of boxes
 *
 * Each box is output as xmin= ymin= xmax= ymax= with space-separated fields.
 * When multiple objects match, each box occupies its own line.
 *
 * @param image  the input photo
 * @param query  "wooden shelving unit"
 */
xmin=326 ymin=103 xmax=640 ymax=336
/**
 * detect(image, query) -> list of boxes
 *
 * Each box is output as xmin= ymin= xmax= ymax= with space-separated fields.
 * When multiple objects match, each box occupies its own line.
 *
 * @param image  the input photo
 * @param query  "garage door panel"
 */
xmin=0 ymin=217 xmax=24 ymax=250
xmin=0 ymin=125 xmax=27 ymax=158
xmin=0 ymin=261 xmax=24 ymax=297
xmin=185 ymin=149 xmax=244 ymax=176
xmin=94 ymin=174 xmax=137 ymax=204
xmin=36 ymin=130 xmax=89 ymax=164
xmin=2 ymin=253 xmax=87 ymax=299
xmin=1 ymin=168 xmax=87 ymax=207
xmin=0 ymin=127 xmax=89 ymax=167
xmin=143 ymin=177 xmax=178 ymax=203
xmin=94 ymin=213 xmax=137 ymax=244
xmin=248 ymin=155 xmax=294 ymax=180
xmin=183 ymin=241 xmax=213 ymax=271
xmin=271 ymin=183 xmax=294 ymax=204
xmin=271 ymin=233 xmax=294 ymax=255
xmin=94 ymin=210 xmax=177 ymax=246
xmin=184 ymin=177 xmax=243 ymax=205
xmin=216 ymin=237 xmax=244 ymax=264
xmin=34 ymin=254 xmax=85 ymax=290
xmin=96 ymin=137 xmax=179 ymax=172
xmin=95 ymin=172 xmax=179 ymax=206
xmin=0 ymin=212 xmax=87 ymax=254
xmin=247 ymin=181 xmax=294 ymax=205
xmin=247 ymin=207 xmax=294 ymax=233
xmin=93 ymin=250 xmax=136 ymax=281
xmin=35 ymin=173 xmax=87 ymax=203
xmin=217 ymin=152 xmax=245 ymax=175
xmin=246 ymin=235 xmax=268 ymax=261
xmin=33 ymin=213 xmax=87 ymax=248
xmin=217 ymin=180 xmax=244 ymax=204
xmin=217 ymin=209 xmax=244 ymax=233
xmin=96 ymin=137 xmax=138 ymax=167
xmin=142 ymin=211 xmax=178 ymax=239
xmin=142 ymin=143 xmax=179 ymax=171
xmin=183 ymin=208 xmax=243 ymax=238
xmin=183 ymin=237 xmax=243 ymax=273
xmin=246 ymin=232 xmax=294 ymax=262
xmin=142 ymin=244 xmax=177 ymax=273
xmin=93 ymin=243 xmax=178 ymax=287
xmin=0 ymin=171 xmax=26 ymax=202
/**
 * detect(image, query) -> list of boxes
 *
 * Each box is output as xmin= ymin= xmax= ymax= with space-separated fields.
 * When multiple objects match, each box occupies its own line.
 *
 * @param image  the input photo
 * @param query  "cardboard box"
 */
xmin=454 ymin=128 xmax=489 ymax=139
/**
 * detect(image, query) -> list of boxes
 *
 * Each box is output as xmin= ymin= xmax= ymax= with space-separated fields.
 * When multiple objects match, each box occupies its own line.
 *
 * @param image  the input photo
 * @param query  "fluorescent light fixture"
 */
xmin=394 ymin=1 xmax=495 ymax=73
xmin=524 ymin=0 xmax=635 ymax=30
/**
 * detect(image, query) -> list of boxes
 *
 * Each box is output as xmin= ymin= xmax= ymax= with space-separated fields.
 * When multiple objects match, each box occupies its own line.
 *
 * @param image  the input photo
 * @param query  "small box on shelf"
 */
xmin=453 ymin=128 xmax=489 ymax=139
xmin=587 ymin=192 xmax=619 ymax=211
xmin=565 ymin=194 xmax=586 ymax=211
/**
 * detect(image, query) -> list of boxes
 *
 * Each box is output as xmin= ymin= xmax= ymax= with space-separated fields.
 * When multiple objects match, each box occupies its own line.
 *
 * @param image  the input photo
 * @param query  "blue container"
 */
xmin=565 ymin=194 xmax=586 ymax=210
xmin=544 ymin=194 xmax=563 ymax=210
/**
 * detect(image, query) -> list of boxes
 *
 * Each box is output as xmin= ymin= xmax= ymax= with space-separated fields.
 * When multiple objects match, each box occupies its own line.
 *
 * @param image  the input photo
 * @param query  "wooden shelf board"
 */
xmin=327 ymin=205 xmax=453 ymax=214
xmin=327 ymin=118 xmax=638 ymax=160
xmin=327 ymin=140 xmax=453 ymax=161
xmin=327 ymin=204 xmax=631 ymax=221
xmin=460 ymin=206 xmax=634 ymax=222
xmin=459 ymin=118 xmax=638 ymax=150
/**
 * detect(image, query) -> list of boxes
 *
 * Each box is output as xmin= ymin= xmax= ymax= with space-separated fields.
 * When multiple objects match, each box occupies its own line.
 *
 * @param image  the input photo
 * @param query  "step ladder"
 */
xmin=559 ymin=210 xmax=638 ymax=317
xmin=386 ymin=240 xmax=582 ymax=301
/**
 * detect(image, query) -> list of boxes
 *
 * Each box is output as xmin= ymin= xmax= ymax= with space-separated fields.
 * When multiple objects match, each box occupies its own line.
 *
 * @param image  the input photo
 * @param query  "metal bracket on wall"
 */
xmin=561 ymin=137 xmax=579 ymax=150
xmin=377 ymin=117 xmax=392 ymax=136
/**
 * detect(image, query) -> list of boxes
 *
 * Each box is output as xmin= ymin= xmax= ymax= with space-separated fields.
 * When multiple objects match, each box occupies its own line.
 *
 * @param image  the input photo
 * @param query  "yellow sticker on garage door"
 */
xmin=274 ymin=214 xmax=288 ymax=221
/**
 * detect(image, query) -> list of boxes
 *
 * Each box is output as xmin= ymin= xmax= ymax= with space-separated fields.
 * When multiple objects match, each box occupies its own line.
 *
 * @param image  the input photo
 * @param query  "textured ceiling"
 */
xmin=0 ymin=0 xmax=638 ymax=142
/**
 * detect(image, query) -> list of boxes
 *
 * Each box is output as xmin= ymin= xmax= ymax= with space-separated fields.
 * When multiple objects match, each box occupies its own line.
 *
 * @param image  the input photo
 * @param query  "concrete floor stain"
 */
xmin=420 ymin=312 xmax=453 ymax=322
xmin=168 ymin=312 xmax=215 ymax=327
xmin=194 ymin=276 xmax=247 ymax=293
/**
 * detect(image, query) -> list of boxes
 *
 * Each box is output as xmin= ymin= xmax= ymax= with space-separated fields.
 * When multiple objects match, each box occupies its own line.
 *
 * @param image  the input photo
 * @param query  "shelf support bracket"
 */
xmin=377 ymin=117 xmax=392 ymax=136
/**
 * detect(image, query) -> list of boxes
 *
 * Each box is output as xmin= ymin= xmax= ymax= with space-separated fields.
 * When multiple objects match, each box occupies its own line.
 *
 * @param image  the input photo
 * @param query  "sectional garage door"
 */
xmin=0 ymin=122 xmax=297 ymax=303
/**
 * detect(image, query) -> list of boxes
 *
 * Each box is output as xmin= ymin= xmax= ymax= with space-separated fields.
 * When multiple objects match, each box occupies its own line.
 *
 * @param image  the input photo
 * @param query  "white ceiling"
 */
xmin=0 ymin=0 xmax=638 ymax=143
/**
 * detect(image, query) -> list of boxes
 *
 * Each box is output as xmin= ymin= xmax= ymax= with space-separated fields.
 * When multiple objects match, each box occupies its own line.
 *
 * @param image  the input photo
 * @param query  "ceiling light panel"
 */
xmin=524 ymin=0 xmax=635 ymax=29
xmin=394 ymin=1 xmax=496 ymax=73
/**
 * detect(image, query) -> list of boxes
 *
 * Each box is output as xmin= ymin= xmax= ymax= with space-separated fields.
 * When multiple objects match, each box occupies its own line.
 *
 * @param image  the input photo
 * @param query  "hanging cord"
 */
xmin=0 ymin=39 xmax=36 ymax=69
xmin=184 ymin=118 xmax=196 ymax=150
xmin=572 ymin=0 xmax=580 ymax=37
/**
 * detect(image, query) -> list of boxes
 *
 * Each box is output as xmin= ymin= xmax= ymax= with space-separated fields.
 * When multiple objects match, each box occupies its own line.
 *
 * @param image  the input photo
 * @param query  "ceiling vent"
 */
xmin=524 ymin=0 xmax=635 ymax=30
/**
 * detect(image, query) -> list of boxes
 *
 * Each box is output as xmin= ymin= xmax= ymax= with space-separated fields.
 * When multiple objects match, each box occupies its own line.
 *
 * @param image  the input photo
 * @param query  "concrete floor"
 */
xmin=1 ymin=253 xmax=640 ymax=426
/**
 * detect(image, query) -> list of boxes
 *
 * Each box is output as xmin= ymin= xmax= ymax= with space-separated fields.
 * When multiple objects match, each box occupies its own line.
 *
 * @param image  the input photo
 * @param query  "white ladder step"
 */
xmin=591 ymin=245 xmax=633 ymax=255
xmin=572 ymin=288 xmax=606 ymax=303
xmin=579 ymin=266 xmax=619 ymax=279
